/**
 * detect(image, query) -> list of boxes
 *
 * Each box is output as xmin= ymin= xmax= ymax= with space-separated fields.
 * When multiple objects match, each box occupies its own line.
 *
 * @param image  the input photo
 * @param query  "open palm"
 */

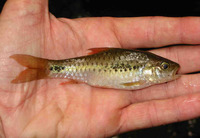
xmin=0 ymin=0 xmax=200 ymax=137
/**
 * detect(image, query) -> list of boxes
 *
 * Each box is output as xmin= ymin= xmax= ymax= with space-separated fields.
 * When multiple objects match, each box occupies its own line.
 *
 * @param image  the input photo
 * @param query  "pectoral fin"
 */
xmin=121 ymin=81 xmax=145 ymax=86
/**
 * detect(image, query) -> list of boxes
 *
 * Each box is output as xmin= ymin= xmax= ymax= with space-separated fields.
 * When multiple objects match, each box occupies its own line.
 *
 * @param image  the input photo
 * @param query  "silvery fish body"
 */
xmin=44 ymin=48 xmax=180 ymax=90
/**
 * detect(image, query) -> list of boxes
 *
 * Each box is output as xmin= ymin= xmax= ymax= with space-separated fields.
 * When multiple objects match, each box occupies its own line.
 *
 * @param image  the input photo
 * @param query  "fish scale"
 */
xmin=10 ymin=48 xmax=180 ymax=90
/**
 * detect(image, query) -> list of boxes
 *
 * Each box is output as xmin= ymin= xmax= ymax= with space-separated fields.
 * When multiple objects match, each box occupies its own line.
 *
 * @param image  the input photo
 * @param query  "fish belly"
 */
xmin=85 ymin=71 xmax=150 ymax=90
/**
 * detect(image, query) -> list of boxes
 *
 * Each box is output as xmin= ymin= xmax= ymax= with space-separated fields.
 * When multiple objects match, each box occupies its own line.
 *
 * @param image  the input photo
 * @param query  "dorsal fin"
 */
xmin=87 ymin=48 xmax=111 ymax=55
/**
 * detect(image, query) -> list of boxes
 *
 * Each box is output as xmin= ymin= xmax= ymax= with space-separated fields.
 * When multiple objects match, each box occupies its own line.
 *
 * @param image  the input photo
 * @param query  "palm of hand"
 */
xmin=0 ymin=1 xmax=200 ymax=137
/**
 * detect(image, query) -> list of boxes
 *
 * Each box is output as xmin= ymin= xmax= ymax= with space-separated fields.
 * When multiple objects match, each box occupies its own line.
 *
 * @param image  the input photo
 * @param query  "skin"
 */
xmin=0 ymin=0 xmax=200 ymax=137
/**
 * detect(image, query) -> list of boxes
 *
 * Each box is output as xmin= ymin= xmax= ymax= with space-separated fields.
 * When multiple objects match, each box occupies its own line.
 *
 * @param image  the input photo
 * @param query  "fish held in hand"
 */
xmin=10 ymin=48 xmax=180 ymax=90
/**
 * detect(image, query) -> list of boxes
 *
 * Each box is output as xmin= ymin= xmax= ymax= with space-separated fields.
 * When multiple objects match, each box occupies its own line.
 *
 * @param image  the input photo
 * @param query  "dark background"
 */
xmin=48 ymin=0 xmax=200 ymax=18
xmin=1 ymin=0 xmax=200 ymax=137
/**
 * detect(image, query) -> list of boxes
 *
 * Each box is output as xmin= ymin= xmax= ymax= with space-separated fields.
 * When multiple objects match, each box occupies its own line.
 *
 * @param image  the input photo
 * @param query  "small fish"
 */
xmin=10 ymin=48 xmax=180 ymax=90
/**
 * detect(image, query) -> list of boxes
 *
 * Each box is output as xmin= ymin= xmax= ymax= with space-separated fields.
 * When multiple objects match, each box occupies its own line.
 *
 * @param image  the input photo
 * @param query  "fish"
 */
xmin=10 ymin=48 xmax=180 ymax=90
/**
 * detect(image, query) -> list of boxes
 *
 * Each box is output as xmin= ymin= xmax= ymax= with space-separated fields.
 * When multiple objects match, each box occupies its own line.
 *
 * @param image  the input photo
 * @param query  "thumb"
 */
xmin=0 ymin=0 xmax=49 ymax=21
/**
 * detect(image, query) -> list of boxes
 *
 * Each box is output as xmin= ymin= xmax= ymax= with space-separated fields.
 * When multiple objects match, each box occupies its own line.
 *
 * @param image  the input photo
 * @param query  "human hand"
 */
xmin=0 ymin=0 xmax=200 ymax=137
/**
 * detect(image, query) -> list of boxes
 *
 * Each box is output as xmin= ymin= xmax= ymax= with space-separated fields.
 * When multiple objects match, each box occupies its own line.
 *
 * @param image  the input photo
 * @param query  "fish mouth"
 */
xmin=172 ymin=64 xmax=180 ymax=79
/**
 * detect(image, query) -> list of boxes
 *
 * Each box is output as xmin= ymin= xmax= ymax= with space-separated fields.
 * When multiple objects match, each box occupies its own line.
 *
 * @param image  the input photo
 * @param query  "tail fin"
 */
xmin=10 ymin=54 xmax=49 ymax=83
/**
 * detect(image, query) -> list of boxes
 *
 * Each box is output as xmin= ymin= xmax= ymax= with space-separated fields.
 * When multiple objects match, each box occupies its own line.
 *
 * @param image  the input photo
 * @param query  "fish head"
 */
xmin=143 ymin=58 xmax=180 ymax=84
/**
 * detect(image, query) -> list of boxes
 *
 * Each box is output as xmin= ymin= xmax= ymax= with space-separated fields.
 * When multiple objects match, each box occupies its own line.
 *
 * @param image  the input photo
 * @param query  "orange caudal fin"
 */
xmin=11 ymin=68 xmax=47 ymax=83
xmin=87 ymin=47 xmax=111 ymax=55
xmin=10 ymin=54 xmax=49 ymax=83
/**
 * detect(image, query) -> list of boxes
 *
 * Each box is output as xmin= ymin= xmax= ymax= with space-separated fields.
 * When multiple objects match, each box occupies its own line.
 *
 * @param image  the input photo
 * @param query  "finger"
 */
xmin=0 ymin=0 xmax=50 ymax=54
xmin=1 ymin=0 xmax=48 ymax=20
xmin=150 ymin=45 xmax=200 ymax=74
xmin=119 ymin=92 xmax=200 ymax=133
xmin=129 ymin=74 xmax=200 ymax=103
xmin=113 ymin=17 xmax=200 ymax=48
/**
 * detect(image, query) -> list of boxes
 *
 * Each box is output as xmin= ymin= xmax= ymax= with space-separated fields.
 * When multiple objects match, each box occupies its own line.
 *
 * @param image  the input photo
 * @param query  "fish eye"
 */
xmin=161 ymin=62 xmax=169 ymax=69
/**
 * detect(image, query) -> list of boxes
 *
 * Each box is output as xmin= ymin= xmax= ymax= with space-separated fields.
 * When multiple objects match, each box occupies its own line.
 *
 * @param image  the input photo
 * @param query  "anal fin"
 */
xmin=60 ymin=80 xmax=80 ymax=85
